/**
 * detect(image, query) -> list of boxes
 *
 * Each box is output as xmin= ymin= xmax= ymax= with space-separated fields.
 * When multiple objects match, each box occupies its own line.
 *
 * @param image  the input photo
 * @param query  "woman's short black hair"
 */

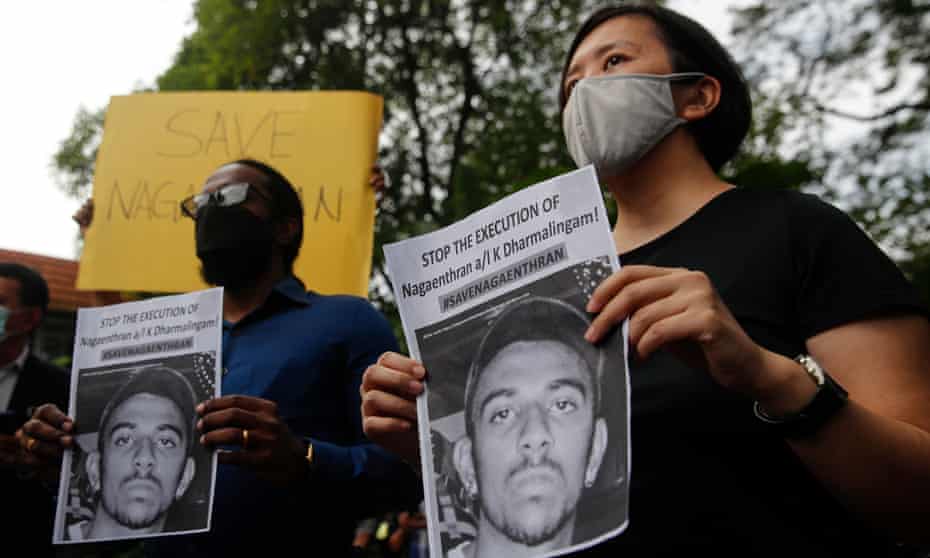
xmin=559 ymin=3 xmax=752 ymax=171
xmin=231 ymin=158 xmax=304 ymax=272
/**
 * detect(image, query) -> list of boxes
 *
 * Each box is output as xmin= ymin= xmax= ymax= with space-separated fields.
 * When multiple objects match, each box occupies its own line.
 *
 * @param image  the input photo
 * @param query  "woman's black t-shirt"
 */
xmin=580 ymin=187 xmax=926 ymax=557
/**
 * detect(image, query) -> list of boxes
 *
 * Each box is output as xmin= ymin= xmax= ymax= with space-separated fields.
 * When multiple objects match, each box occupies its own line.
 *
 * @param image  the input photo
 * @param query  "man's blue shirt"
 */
xmin=152 ymin=276 xmax=420 ymax=555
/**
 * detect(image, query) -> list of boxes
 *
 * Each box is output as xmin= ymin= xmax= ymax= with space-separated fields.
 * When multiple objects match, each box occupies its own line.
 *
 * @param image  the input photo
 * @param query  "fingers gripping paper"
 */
xmin=384 ymin=167 xmax=631 ymax=558
xmin=77 ymin=91 xmax=383 ymax=296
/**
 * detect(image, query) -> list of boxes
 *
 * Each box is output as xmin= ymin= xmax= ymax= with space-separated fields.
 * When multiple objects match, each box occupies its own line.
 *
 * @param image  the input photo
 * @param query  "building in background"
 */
xmin=0 ymin=249 xmax=98 ymax=367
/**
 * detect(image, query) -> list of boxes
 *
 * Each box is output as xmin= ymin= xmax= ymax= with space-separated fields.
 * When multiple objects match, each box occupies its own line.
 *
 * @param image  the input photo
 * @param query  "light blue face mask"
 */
xmin=0 ymin=306 xmax=18 ymax=342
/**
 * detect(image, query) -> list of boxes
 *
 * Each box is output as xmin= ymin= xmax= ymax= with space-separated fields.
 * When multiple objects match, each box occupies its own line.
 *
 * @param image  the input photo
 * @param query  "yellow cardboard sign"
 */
xmin=77 ymin=91 xmax=383 ymax=296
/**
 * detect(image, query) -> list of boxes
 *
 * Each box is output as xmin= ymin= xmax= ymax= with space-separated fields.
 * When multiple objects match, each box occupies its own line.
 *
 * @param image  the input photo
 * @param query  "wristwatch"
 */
xmin=753 ymin=354 xmax=849 ymax=439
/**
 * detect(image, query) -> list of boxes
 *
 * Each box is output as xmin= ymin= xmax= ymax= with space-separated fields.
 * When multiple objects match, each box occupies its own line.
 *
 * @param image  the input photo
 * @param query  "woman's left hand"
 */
xmin=197 ymin=395 xmax=307 ymax=485
xmin=585 ymin=265 xmax=775 ymax=398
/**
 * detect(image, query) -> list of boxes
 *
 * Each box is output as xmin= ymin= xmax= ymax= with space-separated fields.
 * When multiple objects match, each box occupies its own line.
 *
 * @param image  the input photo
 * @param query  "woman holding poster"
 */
xmin=362 ymin=4 xmax=930 ymax=557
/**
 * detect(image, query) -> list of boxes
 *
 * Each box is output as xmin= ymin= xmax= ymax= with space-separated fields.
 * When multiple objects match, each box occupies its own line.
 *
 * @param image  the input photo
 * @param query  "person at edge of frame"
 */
xmin=0 ymin=263 xmax=69 ymax=557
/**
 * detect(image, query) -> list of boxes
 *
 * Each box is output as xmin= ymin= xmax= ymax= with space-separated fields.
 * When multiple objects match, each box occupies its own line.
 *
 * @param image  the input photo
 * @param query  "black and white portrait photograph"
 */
xmin=56 ymin=352 xmax=217 ymax=544
xmin=416 ymin=259 xmax=629 ymax=558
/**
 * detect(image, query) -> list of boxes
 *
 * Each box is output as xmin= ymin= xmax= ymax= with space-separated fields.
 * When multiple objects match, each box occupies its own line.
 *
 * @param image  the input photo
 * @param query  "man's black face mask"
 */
xmin=195 ymin=204 xmax=274 ymax=290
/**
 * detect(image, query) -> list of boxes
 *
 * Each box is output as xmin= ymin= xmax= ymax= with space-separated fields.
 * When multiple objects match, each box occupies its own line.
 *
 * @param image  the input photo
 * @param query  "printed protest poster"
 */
xmin=384 ymin=167 xmax=630 ymax=558
xmin=54 ymin=288 xmax=222 ymax=544
xmin=78 ymin=91 xmax=382 ymax=296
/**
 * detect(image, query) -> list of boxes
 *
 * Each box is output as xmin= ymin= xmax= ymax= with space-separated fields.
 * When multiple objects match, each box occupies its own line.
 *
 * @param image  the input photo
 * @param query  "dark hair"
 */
xmin=463 ymin=297 xmax=604 ymax=439
xmin=0 ymin=263 xmax=50 ymax=317
xmin=230 ymin=158 xmax=304 ymax=272
xmin=97 ymin=366 xmax=198 ymax=455
xmin=559 ymin=4 xmax=752 ymax=171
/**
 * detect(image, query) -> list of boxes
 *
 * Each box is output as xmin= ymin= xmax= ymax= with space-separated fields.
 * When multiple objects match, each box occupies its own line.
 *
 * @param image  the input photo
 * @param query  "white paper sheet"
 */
xmin=54 ymin=288 xmax=222 ymax=544
xmin=385 ymin=167 xmax=630 ymax=558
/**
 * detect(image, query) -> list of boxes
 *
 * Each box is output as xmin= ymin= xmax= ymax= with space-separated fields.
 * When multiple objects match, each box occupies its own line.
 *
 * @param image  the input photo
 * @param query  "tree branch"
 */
xmin=814 ymin=101 xmax=930 ymax=121
xmin=445 ymin=5 xmax=482 ymax=209
xmin=399 ymin=22 xmax=438 ymax=221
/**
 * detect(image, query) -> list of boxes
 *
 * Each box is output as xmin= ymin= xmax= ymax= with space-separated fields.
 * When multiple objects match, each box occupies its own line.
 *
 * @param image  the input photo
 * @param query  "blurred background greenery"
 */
xmin=52 ymin=0 xmax=930 ymax=345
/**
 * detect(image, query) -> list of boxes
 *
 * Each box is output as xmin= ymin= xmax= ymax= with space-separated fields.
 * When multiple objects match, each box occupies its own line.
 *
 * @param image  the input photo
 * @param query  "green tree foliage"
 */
xmin=51 ymin=106 xmax=106 ymax=199
xmin=52 ymin=1 xmax=929 ymax=309
xmin=53 ymin=0 xmax=600 ymax=319
xmin=730 ymin=0 xmax=930 ymax=303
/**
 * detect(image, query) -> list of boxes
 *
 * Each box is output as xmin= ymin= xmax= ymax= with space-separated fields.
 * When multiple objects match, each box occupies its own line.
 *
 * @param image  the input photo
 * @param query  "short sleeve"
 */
xmin=791 ymin=193 xmax=928 ymax=338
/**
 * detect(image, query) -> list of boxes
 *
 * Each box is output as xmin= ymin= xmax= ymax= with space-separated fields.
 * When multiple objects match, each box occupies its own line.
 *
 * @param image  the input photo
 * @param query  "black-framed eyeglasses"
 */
xmin=180 ymin=182 xmax=273 ymax=220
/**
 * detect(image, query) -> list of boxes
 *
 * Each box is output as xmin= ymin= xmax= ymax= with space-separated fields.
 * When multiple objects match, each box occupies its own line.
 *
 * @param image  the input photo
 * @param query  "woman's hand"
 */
xmin=585 ymin=265 xmax=784 ymax=399
xmin=197 ymin=395 xmax=307 ymax=485
xmin=360 ymin=352 xmax=424 ymax=467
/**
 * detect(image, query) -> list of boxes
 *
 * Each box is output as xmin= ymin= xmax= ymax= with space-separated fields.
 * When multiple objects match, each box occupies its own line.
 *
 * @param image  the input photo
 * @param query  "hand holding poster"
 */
xmin=384 ymin=167 xmax=630 ymax=558
xmin=54 ymin=289 xmax=223 ymax=544
xmin=78 ymin=92 xmax=382 ymax=296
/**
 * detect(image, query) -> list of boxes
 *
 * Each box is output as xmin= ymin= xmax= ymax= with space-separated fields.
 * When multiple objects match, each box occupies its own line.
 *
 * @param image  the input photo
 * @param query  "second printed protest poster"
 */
xmin=385 ymin=167 xmax=630 ymax=558
xmin=54 ymin=289 xmax=223 ymax=545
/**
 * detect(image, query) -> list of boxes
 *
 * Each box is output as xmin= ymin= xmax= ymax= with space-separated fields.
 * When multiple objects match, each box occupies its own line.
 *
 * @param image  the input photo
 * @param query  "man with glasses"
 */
xmin=22 ymin=159 xmax=419 ymax=554
xmin=182 ymin=160 xmax=303 ymax=292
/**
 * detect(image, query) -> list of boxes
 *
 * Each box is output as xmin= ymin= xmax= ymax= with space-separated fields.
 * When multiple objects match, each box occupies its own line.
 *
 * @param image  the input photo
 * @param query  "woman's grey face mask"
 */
xmin=562 ymin=72 xmax=705 ymax=179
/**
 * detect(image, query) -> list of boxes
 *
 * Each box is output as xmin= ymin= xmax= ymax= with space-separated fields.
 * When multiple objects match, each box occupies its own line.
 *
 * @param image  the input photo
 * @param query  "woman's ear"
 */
xmin=677 ymin=75 xmax=721 ymax=122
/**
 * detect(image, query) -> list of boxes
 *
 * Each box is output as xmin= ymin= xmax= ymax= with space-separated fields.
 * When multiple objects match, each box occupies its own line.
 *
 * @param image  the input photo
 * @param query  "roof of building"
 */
xmin=0 ymin=248 xmax=98 ymax=312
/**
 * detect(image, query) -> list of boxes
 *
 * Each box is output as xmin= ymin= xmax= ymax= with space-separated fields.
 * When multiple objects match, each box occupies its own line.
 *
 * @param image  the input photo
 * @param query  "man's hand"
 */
xmin=370 ymin=165 xmax=390 ymax=199
xmin=360 ymin=352 xmax=424 ymax=467
xmin=0 ymin=433 xmax=25 ymax=469
xmin=73 ymin=199 xmax=94 ymax=237
xmin=197 ymin=395 xmax=307 ymax=485
xmin=16 ymin=404 xmax=74 ymax=481
xmin=404 ymin=510 xmax=427 ymax=530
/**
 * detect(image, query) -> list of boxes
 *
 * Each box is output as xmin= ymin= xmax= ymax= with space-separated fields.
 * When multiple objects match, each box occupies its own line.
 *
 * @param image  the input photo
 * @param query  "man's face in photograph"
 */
xmin=460 ymin=340 xmax=607 ymax=546
xmin=90 ymin=393 xmax=195 ymax=529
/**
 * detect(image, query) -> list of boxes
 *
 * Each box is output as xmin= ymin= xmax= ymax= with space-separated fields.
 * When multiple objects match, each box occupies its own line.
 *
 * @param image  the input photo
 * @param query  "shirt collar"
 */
xmin=1 ymin=345 xmax=29 ymax=374
xmin=222 ymin=276 xmax=312 ymax=331
xmin=273 ymin=275 xmax=313 ymax=306
xmin=14 ymin=346 xmax=28 ymax=369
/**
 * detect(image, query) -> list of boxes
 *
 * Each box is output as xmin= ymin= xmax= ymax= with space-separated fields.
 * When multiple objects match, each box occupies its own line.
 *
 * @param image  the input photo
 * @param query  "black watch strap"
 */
xmin=753 ymin=355 xmax=849 ymax=439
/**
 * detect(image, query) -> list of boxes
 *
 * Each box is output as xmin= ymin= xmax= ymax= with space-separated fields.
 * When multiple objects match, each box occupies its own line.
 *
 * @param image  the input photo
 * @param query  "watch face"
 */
xmin=797 ymin=355 xmax=825 ymax=386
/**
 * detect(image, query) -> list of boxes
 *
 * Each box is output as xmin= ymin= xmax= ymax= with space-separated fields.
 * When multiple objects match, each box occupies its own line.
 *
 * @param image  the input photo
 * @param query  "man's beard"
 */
xmin=480 ymin=458 xmax=576 ymax=546
xmin=108 ymin=503 xmax=166 ymax=530
xmin=199 ymin=248 xmax=271 ymax=291
xmin=101 ymin=473 xmax=168 ymax=529
xmin=486 ymin=503 xmax=575 ymax=547
xmin=195 ymin=203 xmax=275 ymax=290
